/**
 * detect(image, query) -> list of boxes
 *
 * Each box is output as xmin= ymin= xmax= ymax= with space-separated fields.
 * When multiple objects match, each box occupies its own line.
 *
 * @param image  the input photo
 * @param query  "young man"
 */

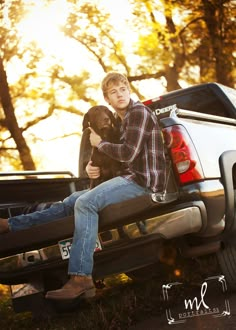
xmin=0 ymin=72 xmax=166 ymax=300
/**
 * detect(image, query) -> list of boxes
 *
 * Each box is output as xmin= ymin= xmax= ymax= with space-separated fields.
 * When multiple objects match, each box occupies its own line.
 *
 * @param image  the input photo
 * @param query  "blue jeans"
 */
xmin=8 ymin=177 xmax=150 ymax=276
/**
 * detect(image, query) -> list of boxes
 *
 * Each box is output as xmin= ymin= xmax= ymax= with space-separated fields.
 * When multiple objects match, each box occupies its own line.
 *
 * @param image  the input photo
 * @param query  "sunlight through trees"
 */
xmin=0 ymin=0 xmax=235 ymax=173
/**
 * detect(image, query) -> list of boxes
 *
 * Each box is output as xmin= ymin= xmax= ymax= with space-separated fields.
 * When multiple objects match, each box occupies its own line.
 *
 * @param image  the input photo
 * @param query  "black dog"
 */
xmin=23 ymin=106 xmax=121 ymax=214
xmin=82 ymin=105 xmax=122 ymax=189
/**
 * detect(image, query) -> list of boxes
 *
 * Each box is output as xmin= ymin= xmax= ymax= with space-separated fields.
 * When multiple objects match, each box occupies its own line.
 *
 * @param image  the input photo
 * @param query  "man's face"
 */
xmin=104 ymin=82 xmax=130 ymax=116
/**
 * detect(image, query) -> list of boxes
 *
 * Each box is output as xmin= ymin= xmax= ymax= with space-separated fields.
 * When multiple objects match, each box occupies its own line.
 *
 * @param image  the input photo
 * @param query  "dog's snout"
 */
xmin=97 ymin=114 xmax=112 ymax=130
xmin=84 ymin=106 xmax=115 ymax=134
xmin=103 ymin=117 xmax=110 ymax=124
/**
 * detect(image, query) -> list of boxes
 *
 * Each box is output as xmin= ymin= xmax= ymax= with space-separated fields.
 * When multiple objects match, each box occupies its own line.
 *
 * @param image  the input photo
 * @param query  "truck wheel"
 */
xmin=216 ymin=242 xmax=236 ymax=291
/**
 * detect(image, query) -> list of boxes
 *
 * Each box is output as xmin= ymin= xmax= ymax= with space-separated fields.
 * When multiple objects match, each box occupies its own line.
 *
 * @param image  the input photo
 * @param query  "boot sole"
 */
xmin=81 ymin=287 xmax=96 ymax=299
xmin=45 ymin=287 xmax=96 ymax=301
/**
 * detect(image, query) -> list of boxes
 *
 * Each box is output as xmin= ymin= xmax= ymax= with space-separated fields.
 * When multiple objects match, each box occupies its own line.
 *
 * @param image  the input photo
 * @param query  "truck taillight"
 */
xmin=162 ymin=125 xmax=204 ymax=184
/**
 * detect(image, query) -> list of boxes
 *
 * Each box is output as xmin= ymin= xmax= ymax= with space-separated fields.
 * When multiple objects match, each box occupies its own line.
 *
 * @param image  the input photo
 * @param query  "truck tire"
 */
xmin=216 ymin=242 xmax=236 ymax=291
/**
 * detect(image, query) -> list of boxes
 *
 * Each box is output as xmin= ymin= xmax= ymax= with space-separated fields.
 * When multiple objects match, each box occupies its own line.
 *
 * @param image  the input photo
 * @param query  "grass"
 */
xmin=0 ymin=272 xmax=169 ymax=329
xmin=0 ymin=255 xmax=219 ymax=329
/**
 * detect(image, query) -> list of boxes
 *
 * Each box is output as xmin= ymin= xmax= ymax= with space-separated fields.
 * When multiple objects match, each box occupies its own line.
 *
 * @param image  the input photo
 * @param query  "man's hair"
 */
xmin=101 ymin=72 xmax=130 ymax=97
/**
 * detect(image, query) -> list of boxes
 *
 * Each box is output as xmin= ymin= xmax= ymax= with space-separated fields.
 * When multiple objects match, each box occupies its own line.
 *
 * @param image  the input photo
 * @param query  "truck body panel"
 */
xmin=161 ymin=115 xmax=236 ymax=179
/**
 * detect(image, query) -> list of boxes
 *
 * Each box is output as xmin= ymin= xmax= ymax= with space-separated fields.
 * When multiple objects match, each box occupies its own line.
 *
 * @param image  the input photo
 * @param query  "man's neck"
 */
xmin=116 ymin=105 xmax=130 ymax=121
xmin=115 ymin=110 xmax=125 ymax=121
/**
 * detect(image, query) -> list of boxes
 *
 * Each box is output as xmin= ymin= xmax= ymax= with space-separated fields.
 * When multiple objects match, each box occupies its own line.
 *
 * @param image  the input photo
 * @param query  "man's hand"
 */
xmin=89 ymin=128 xmax=102 ymax=148
xmin=86 ymin=161 xmax=100 ymax=179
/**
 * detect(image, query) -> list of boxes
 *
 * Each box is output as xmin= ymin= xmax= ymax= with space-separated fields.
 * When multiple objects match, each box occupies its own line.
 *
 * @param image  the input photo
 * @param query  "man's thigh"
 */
xmin=77 ymin=177 xmax=149 ymax=211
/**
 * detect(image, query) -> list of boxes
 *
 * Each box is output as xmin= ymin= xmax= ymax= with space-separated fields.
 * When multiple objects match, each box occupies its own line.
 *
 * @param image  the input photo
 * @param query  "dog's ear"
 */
xmin=106 ymin=109 xmax=118 ymax=128
xmin=82 ymin=112 xmax=90 ymax=131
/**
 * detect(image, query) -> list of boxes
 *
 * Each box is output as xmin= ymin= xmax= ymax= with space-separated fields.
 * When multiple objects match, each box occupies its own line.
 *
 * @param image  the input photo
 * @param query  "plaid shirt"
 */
xmin=98 ymin=99 xmax=166 ymax=192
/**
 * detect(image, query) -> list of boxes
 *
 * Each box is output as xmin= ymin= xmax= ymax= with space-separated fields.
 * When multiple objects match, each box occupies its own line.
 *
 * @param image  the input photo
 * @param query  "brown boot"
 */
xmin=0 ymin=218 xmax=9 ymax=234
xmin=45 ymin=275 xmax=96 ymax=300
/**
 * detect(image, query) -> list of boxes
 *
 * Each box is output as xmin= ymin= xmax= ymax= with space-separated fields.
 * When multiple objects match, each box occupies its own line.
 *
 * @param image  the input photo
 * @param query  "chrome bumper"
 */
xmin=0 ymin=206 xmax=202 ymax=274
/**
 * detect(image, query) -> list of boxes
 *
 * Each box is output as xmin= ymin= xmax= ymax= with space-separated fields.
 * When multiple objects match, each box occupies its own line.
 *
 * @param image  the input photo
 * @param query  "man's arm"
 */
xmin=97 ymin=106 xmax=154 ymax=162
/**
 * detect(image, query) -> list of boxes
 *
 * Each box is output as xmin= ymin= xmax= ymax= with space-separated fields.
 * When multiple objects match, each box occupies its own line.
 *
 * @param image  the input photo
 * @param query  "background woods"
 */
xmin=0 ymin=0 xmax=235 ymax=173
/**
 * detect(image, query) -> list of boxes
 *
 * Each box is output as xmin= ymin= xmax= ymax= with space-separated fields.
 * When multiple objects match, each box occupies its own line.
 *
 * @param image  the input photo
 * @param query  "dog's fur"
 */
xmin=82 ymin=105 xmax=122 ymax=188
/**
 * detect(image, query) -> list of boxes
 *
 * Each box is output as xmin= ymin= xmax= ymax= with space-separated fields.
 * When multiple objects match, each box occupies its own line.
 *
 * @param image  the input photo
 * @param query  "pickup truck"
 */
xmin=0 ymin=82 xmax=236 ymax=317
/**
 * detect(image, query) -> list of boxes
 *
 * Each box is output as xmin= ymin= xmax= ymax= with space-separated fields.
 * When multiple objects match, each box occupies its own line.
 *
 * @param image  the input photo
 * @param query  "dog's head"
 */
xmin=82 ymin=105 xmax=117 ymax=140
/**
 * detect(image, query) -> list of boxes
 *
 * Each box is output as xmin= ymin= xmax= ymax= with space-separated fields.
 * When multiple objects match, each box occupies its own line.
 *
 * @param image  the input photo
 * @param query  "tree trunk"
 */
xmin=201 ymin=0 xmax=234 ymax=87
xmin=0 ymin=57 xmax=36 ymax=170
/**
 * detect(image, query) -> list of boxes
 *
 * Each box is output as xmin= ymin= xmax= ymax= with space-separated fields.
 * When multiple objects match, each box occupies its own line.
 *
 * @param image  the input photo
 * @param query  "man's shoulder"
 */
xmin=129 ymin=100 xmax=155 ymax=120
xmin=129 ymin=99 xmax=151 ymax=112
xmin=130 ymin=99 xmax=144 ymax=108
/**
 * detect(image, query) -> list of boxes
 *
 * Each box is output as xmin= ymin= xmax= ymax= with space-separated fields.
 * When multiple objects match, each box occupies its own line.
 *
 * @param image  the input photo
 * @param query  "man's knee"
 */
xmin=74 ymin=194 xmax=89 ymax=210
xmin=74 ymin=192 xmax=98 ymax=213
